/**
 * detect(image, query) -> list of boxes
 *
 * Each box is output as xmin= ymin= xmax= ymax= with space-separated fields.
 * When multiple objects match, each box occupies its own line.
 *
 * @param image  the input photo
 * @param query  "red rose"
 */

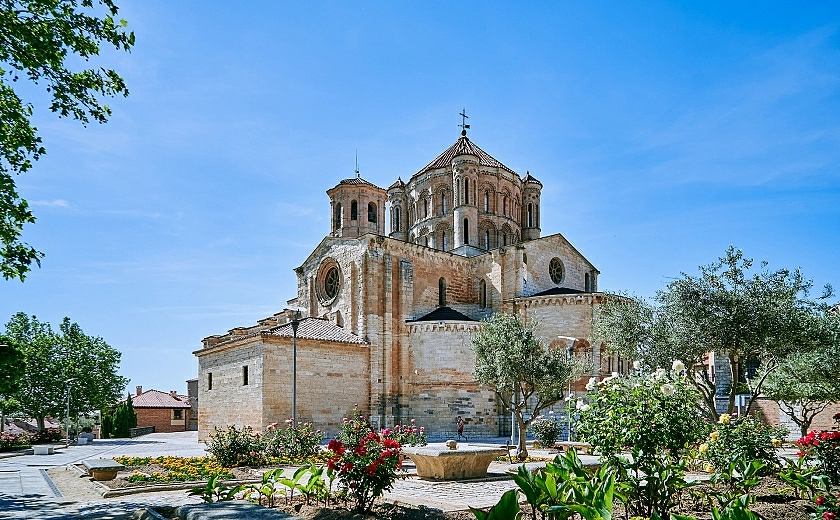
xmin=817 ymin=496 xmax=826 ymax=506
xmin=823 ymin=512 xmax=835 ymax=520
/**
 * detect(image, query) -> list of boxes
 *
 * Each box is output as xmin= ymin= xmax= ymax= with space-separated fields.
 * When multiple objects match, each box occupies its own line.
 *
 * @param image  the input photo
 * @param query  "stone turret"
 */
xmin=451 ymin=151 xmax=479 ymax=253
xmin=521 ymin=171 xmax=542 ymax=242
xmin=327 ymin=176 xmax=386 ymax=238
xmin=387 ymin=178 xmax=408 ymax=242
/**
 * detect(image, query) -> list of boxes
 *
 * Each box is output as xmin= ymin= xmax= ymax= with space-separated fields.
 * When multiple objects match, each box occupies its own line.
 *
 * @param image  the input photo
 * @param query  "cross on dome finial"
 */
xmin=458 ymin=108 xmax=470 ymax=136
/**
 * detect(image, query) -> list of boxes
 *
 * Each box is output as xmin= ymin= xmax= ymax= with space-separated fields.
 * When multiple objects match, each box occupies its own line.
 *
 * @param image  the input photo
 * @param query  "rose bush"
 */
xmin=263 ymin=418 xmax=324 ymax=460
xmin=0 ymin=431 xmax=31 ymax=451
xmin=798 ymin=430 xmax=840 ymax=485
xmin=530 ymin=412 xmax=563 ymax=448
xmin=326 ymin=433 xmax=403 ymax=513
xmin=703 ymin=414 xmax=787 ymax=473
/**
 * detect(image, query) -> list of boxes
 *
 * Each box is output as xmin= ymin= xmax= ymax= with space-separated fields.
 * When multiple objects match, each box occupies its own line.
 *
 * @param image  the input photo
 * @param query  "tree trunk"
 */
xmin=37 ymin=415 xmax=45 ymax=432
xmin=517 ymin=416 xmax=529 ymax=461
xmin=727 ymin=354 xmax=739 ymax=415
xmin=0 ymin=409 xmax=4 ymax=432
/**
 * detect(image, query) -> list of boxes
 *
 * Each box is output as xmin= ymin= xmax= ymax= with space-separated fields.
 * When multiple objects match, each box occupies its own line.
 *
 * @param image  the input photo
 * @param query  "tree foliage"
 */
xmin=0 ymin=0 xmax=134 ymax=280
xmin=3 ymin=312 xmax=128 ymax=429
xmin=0 ymin=335 xmax=25 ymax=397
xmin=472 ymin=312 xmax=590 ymax=460
xmin=111 ymin=393 xmax=136 ymax=437
xmin=594 ymin=246 xmax=835 ymax=420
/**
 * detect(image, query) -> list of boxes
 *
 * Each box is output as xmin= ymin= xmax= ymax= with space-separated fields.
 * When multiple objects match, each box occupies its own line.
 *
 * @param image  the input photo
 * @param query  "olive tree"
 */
xmin=472 ymin=312 xmax=590 ymax=460
xmin=594 ymin=246 xmax=834 ymax=421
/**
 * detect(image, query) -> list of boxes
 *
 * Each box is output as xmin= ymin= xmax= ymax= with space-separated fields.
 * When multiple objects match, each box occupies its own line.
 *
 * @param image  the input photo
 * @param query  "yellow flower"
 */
xmin=771 ymin=438 xmax=782 ymax=448
xmin=703 ymin=463 xmax=715 ymax=473
xmin=698 ymin=443 xmax=709 ymax=454
xmin=718 ymin=414 xmax=731 ymax=425
xmin=710 ymin=431 xmax=719 ymax=441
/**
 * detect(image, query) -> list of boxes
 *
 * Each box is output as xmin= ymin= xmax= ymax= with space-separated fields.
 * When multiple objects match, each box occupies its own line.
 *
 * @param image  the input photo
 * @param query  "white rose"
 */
xmin=585 ymin=377 xmax=598 ymax=391
xmin=633 ymin=360 xmax=641 ymax=370
xmin=580 ymin=404 xmax=590 ymax=412
xmin=672 ymin=360 xmax=686 ymax=373
xmin=654 ymin=368 xmax=667 ymax=379
xmin=661 ymin=383 xmax=675 ymax=397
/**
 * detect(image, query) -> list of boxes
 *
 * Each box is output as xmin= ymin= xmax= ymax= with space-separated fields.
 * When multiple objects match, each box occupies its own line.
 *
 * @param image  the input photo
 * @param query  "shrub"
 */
xmin=530 ymin=413 xmax=562 ymax=448
xmin=263 ymin=418 xmax=324 ymax=460
xmin=0 ymin=431 xmax=32 ymax=451
xmin=384 ymin=420 xmax=427 ymax=447
xmin=797 ymin=430 xmax=840 ymax=485
xmin=576 ymin=363 xmax=707 ymax=519
xmin=31 ymin=428 xmax=62 ymax=444
xmin=338 ymin=407 xmax=376 ymax=448
xmin=100 ymin=413 xmax=112 ymax=439
xmin=325 ymin=432 xmax=403 ymax=513
xmin=206 ymin=425 xmax=263 ymax=467
xmin=703 ymin=414 xmax=787 ymax=472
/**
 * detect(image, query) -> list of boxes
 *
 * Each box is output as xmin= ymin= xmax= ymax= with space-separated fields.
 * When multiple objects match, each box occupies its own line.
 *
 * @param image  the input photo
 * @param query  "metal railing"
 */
xmin=129 ymin=426 xmax=155 ymax=438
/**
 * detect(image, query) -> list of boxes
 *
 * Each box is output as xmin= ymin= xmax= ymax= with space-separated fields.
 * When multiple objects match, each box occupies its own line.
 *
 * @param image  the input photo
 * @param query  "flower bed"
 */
xmin=0 ymin=431 xmax=32 ymax=451
xmin=114 ymin=456 xmax=235 ymax=484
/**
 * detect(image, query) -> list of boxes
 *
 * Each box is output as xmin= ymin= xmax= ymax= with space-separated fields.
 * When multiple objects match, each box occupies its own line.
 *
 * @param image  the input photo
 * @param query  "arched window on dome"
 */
xmin=350 ymin=200 xmax=358 ymax=220
xmin=464 ymin=179 xmax=469 ymax=204
xmin=393 ymin=206 xmax=401 ymax=232
xmin=439 ymin=278 xmax=447 ymax=306
xmin=483 ymin=191 xmax=489 ymax=212
xmin=503 ymin=197 xmax=508 ymax=216
xmin=441 ymin=231 xmax=447 ymax=251
xmin=442 ymin=193 xmax=448 ymax=213
xmin=527 ymin=203 xmax=533 ymax=227
xmin=368 ymin=202 xmax=377 ymax=223
xmin=484 ymin=230 xmax=490 ymax=250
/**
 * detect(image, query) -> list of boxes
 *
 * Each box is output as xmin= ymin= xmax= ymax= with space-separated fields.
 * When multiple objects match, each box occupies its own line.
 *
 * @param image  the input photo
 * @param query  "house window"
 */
xmin=208 ymin=372 xmax=212 ymax=390
xmin=439 ymin=278 xmax=447 ymax=306
xmin=350 ymin=200 xmax=358 ymax=220
xmin=368 ymin=202 xmax=377 ymax=223
xmin=463 ymin=218 xmax=469 ymax=245
xmin=173 ymin=409 xmax=183 ymax=420
xmin=242 ymin=365 xmax=249 ymax=386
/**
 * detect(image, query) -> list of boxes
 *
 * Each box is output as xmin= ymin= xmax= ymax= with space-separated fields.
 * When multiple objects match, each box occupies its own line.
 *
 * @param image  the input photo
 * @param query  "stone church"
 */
xmin=194 ymin=130 xmax=612 ymax=440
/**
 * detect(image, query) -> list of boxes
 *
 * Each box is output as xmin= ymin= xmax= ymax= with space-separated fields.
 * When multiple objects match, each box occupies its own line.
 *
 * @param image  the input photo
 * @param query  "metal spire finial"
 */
xmin=458 ymin=108 xmax=470 ymax=136
xmin=355 ymin=149 xmax=360 ymax=178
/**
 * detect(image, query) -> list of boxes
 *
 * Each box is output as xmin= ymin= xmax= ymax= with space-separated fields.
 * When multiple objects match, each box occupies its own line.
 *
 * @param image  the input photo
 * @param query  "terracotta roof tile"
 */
xmin=522 ymin=171 xmax=542 ymax=186
xmin=415 ymin=137 xmax=516 ymax=176
xmin=130 ymin=389 xmax=191 ymax=409
xmin=337 ymin=176 xmax=384 ymax=189
xmin=266 ymin=317 xmax=366 ymax=344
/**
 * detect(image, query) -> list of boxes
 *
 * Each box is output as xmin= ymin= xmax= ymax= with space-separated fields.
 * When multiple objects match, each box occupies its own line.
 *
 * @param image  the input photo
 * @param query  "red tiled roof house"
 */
xmin=131 ymin=386 xmax=191 ymax=433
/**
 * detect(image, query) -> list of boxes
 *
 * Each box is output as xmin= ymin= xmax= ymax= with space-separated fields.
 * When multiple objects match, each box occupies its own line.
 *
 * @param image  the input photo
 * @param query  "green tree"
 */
xmin=0 ymin=336 xmax=25 ymax=432
xmin=3 ymin=312 xmax=128 ymax=430
xmin=594 ymin=247 xmax=835 ymax=421
xmin=111 ymin=393 xmax=135 ymax=437
xmin=763 ymin=318 xmax=840 ymax=438
xmin=472 ymin=313 xmax=590 ymax=460
xmin=0 ymin=0 xmax=134 ymax=281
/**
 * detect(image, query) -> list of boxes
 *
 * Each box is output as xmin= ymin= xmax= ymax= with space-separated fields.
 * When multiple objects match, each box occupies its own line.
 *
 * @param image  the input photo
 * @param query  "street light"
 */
xmin=290 ymin=309 xmax=302 ymax=423
xmin=65 ymin=377 xmax=78 ymax=446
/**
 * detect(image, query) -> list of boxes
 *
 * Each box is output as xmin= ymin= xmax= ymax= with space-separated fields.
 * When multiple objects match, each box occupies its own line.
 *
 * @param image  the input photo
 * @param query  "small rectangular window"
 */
xmin=242 ymin=365 xmax=249 ymax=386
xmin=208 ymin=372 xmax=213 ymax=390
xmin=173 ymin=409 xmax=183 ymax=420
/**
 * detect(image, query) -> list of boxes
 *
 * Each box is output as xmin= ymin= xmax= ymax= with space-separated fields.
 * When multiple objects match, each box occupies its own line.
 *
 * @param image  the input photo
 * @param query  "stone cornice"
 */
xmin=504 ymin=293 xmax=606 ymax=307
xmin=406 ymin=322 xmax=482 ymax=333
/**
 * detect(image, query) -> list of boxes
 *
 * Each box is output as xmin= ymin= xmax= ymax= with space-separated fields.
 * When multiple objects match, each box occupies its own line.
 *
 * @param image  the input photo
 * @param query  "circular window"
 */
xmin=316 ymin=260 xmax=342 ymax=305
xmin=549 ymin=257 xmax=565 ymax=284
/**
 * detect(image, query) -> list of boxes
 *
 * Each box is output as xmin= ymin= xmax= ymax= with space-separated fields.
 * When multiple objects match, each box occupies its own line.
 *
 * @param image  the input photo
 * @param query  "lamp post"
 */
xmin=65 ymin=377 xmax=77 ymax=446
xmin=290 ymin=309 xmax=301 ymax=422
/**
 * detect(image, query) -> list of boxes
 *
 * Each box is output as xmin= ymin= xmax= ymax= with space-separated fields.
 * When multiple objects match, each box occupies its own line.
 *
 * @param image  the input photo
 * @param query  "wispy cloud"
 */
xmin=30 ymin=199 xmax=70 ymax=207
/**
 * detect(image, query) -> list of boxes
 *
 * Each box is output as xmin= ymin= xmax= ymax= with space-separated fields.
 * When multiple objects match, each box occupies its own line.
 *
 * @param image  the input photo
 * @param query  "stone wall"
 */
xmin=196 ymin=340 xmax=264 ymax=441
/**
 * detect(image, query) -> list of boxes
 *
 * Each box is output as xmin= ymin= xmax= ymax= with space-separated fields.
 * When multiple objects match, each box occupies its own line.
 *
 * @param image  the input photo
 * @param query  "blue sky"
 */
xmin=2 ymin=2 xmax=839 ymax=394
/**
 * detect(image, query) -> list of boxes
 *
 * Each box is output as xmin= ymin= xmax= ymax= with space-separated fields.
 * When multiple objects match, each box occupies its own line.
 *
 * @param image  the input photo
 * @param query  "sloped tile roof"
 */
xmin=531 ymin=287 xmax=586 ymax=297
xmin=408 ymin=306 xmax=477 ymax=322
xmin=131 ymin=389 xmax=191 ymax=409
xmin=266 ymin=317 xmax=366 ymax=344
xmin=415 ymin=137 xmax=516 ymax=176
xmin=388 ymin=177 xmax=405 ymax=190
xmin=337 ymin=176 xmax=384 ymax=190
xmin=522 ymin=171 xmax=542 ymax=186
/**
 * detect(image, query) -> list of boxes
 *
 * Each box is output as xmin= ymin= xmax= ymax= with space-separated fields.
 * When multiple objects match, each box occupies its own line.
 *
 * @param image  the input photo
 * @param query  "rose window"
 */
xmin=549 ymin=257 xmax=565 ymax=284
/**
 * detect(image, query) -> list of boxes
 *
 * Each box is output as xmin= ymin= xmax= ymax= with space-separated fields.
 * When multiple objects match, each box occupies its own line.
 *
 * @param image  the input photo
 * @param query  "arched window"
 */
xmin=333 ymin=203 xmax=342 ymax=231
xmin=464 ymin=179 xmax=469 ymax=204
xmin=439 ymin=277 xmax=447 ymax=306
xmin=350 ymin=200 xmax=358 ymax=220
xmin=442 ymin=193 xmax=448 ymax=213
xmin=463 ymin=218 xmax=469 ymax=245
xmin=424 ymin=236 xmax=429 ymax=247
xmin=523 ymin=253 xmax=528 ymax=264
xmin=503 ymin=197 xmax=508 ymax=216
xmin=502 ymin=233 xmax=507 ymax=246
xmin=479 ymin=279 xmax=487 ymax=308
xmin=441 ymin=231 xmax=447 ymax=251
xmin=393 ymin=206 xmax=401 ymax=232
xmin=368 ymin=202 xmax=377 ymax=223
xmin=535 ymin=204 xmax=540 ymax=227
xmin=424 ymin=198 xmax=429 ymax=218
xmin=483 ymin=191 xmax=489 ymax=212
xmin=527 ymin=203 xmax=533 ymax=227
xmin=484 ymin=230 xmax=490 ymax=250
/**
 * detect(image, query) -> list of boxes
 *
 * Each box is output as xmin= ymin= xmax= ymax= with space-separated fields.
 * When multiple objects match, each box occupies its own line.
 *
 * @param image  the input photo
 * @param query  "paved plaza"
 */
xmin=0 ymin=432 xmax=540 ymax=519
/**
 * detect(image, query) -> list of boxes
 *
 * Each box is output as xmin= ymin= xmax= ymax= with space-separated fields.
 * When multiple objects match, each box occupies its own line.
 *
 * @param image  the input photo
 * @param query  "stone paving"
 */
xmin=0 ymin=433 xmax=543 ymax=518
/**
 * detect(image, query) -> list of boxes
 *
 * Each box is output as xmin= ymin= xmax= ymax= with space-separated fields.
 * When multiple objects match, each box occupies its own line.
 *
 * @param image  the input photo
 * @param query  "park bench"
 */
xmin=553 ymin=441 xmax=593 ymax=454
xmin=83 ymin=458 xmax=124 ymax=481
xmin=33 ymin=445 xmax=55 ymax=455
